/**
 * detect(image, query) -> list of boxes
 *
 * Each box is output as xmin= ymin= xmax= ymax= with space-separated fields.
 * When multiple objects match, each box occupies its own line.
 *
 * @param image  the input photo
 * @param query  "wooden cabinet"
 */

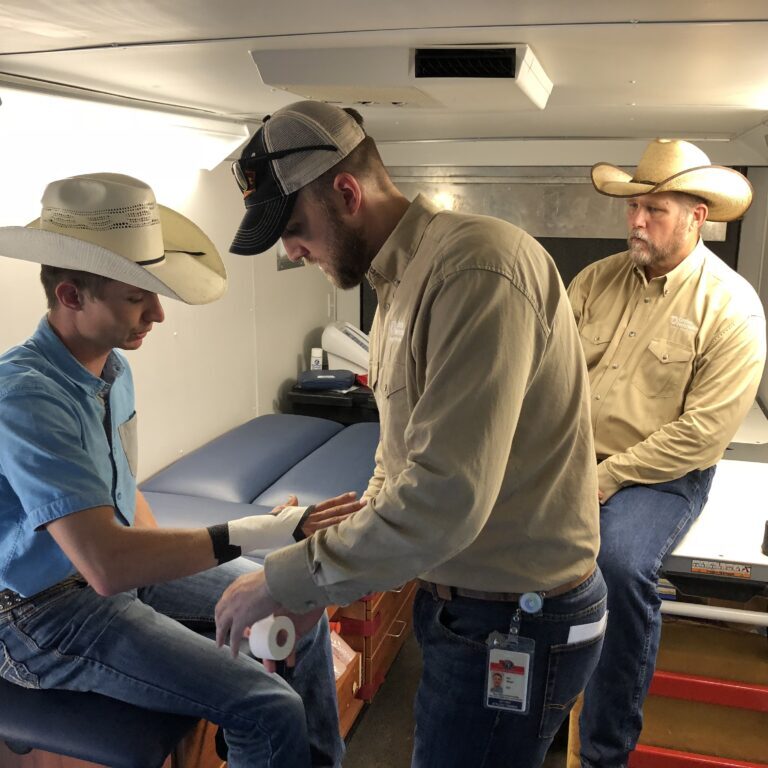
xmin=335 ymin=649 xmax=364 ymax=739
xmin=332 ymin=581 xmax=418 ymax=703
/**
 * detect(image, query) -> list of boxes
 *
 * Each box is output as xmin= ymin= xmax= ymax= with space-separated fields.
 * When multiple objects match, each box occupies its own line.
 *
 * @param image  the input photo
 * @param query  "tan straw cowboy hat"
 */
xmin=591 ymin=139 xmax=753 ymax=222
xmin=0 ymin=173 xmax=226 ymax=304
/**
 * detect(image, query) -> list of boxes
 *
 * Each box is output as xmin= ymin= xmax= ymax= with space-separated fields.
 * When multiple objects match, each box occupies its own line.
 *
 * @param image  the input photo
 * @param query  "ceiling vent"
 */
xmin=414 ymin=48 xmax=516 ymax=79
xmin=250 ymin=45 xmax=552 ymax=110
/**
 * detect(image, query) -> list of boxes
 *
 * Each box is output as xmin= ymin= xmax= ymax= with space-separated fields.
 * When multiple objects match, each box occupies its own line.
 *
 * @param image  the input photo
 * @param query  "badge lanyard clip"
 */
xmin=484 ymin=592 xmax=542 ymax=715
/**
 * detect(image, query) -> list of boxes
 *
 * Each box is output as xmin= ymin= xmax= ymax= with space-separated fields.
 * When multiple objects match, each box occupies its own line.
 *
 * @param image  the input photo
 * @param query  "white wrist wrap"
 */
xmin=228 ymin=505 xmax=307 ymax=553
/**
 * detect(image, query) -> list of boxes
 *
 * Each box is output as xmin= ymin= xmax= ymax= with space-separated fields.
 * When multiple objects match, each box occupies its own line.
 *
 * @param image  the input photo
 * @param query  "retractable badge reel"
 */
xmin=484 ymin=592 xmax=543 ymax=714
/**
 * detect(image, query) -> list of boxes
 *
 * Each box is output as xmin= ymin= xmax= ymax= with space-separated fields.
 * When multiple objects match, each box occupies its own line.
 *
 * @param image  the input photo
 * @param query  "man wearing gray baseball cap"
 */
xmin=220 ymin=101 xmax=607 ymax=768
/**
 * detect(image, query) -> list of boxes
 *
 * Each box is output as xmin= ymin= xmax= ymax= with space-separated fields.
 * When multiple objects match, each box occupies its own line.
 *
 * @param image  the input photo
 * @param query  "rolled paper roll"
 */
xmin=248 ymin=615 xmax=296 ymax=661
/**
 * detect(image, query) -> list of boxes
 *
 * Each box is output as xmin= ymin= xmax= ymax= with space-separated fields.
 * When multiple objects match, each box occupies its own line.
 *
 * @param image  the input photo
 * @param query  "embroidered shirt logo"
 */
xmin=389 ymin=319 xmax=405 ymax=341
xmin=670 ymin=315 xmax=698 ymax=333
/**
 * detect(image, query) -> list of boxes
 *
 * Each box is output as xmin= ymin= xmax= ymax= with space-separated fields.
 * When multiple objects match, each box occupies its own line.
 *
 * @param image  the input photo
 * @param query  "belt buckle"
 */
xmin=434 ymin=583 xmax=454 ymax=600
xmin=419 ymin=580 xmax=455 ymax=601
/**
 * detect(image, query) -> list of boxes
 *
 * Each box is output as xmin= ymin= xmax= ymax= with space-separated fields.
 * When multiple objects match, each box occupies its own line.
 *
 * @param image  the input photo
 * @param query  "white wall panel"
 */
xmin=127 ymin=167 xmax=258 ymax=480
xmin=252 ymin=247 xmax=335 ymax=416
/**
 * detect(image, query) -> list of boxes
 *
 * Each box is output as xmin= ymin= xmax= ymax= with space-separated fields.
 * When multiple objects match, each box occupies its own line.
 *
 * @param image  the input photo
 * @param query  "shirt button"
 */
xmin=628 ymin=331 xmax=636 ymax=337
xmin=593 ymin=336 xmax=600 ymax=342
xmin=662 ymin=354 xmax=669 ymax=361
xmin=612 ymin=363 xmax=619 ymax=369
xmin=117 ymin=492 xmax=122 ymax=500
xmin=384 ymin=302 xmax=390 ymax=310
xmin=595 ymin=395 xmax=601 ymax=400
xmin=644 ymin=297 xmax=650 ymax=304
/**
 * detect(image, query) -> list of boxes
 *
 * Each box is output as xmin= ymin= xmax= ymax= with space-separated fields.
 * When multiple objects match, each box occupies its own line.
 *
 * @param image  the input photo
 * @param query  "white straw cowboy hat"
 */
xmin=0 ymin=173 xmax=226 ymax=304
xmin=591 ymin=139 xmax=753 ymax=222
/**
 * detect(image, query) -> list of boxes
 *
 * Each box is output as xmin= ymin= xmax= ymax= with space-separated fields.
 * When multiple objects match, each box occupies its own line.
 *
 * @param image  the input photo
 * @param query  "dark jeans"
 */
xmin=0 ymin=559 xmax=343 ymax=768
xmin=579 ymin=467 xmax=715 ymax=768
xmin=411 ymin=568 xmax=607 ymax=768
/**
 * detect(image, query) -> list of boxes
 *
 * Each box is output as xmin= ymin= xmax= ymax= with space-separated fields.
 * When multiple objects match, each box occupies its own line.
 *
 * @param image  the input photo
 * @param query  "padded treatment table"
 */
xmin=662 ymin=456 xmax=768 ymax=610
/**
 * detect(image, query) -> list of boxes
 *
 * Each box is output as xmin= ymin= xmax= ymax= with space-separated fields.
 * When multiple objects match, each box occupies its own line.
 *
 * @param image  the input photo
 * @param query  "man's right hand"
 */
xmin=297 ymin=492 xmax=366 ymax=536
xmin=224 ymin=492 xmax=364 ymax=557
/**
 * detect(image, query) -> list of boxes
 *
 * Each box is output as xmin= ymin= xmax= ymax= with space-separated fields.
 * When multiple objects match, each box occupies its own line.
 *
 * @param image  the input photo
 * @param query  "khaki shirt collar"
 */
xmin=368 ymin=194 xmax=439 ymax=289
xmin=632 ymin=238 xmax=706 ymax=292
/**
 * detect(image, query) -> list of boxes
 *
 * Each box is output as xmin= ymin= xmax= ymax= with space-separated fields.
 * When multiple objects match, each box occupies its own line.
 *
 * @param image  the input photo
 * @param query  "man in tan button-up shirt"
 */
xmin=218 ymin=100 xmax=607 ymax=768
xmin=568 ymin=139 xmax=766 ymax=768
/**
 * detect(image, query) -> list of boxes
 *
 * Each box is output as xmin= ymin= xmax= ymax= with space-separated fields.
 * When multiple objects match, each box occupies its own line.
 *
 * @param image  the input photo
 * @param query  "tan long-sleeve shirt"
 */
xmin=567 ymin=240 xmax=766 ymax=500
xmin=266 ymin=195 xmax=599 ymax=611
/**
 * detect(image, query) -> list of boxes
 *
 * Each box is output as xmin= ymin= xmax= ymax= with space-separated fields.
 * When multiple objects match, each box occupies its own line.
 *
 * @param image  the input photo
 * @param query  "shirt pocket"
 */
xmin=380 ymin=361 xmax=406 ymax=400
xmin=118 ymin=412 xmax=138 ymax=477
xmin=579 ymin=322 xmax=612 ymax=369
xmin=378 ymin=362 xmax=409 ymax=469
xmin=631 ymin=338 xmax=694 ymax=398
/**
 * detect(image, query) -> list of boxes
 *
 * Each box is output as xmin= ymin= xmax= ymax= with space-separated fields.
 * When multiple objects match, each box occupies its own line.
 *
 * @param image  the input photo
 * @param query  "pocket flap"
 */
xmin=648 ymin=338 xmax=693 ymax=364
xmin=580 ymin=322 xmax=612 ymax=346
xmin=382 ymin=363 xmax=406 ymax=398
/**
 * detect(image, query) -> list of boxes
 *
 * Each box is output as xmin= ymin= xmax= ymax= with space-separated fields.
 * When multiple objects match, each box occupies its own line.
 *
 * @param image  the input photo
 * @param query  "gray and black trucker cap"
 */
xmin=230 ymin=101 xmax=366 ymax=256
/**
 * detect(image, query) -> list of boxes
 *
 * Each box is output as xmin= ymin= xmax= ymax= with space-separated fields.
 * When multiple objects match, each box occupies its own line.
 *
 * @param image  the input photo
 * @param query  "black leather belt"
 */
xmin=417 ymin=568 xmax=594 ymax=603
xmin=0 ymin=575 xmax=86 ymax=615
xmin=0 ymin=589 xmax=28 ymax=613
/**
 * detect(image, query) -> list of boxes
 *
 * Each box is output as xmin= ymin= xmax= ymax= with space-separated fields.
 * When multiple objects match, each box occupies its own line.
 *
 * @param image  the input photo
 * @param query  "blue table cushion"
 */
xmin=254 ymin=422 xmax=380 ymax=506
xmin=140 ymin=414 xmax=343 ymax=503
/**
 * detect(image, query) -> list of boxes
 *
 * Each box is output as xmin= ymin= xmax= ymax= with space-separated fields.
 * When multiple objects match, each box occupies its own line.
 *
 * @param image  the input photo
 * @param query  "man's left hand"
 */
xmin=216 ymin=569 xmax=277 ymax=657
xmin=215 ymin=569 xmax=325 ymax=666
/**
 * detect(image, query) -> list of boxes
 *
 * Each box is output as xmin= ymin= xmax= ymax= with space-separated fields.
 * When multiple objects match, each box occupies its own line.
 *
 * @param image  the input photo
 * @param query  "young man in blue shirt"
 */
xmin=0 ymin=173 xmax=361 ymax=768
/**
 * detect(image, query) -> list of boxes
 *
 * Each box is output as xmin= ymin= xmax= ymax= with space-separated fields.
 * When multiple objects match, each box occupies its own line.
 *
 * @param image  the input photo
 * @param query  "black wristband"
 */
xmin=292 ymin=505 xmax=315 ymax=542
xmin=207 ymin=523 xmax=242 ymax=564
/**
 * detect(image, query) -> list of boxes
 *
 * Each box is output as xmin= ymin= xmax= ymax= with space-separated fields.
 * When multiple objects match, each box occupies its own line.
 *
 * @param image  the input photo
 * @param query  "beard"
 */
xmin=627 ymin=232 xmax=663 ymax=267
xmin=324 ymin=218 xmax=377 ymax=290
xmin=627 ymin=216 xmax=691 ymax=270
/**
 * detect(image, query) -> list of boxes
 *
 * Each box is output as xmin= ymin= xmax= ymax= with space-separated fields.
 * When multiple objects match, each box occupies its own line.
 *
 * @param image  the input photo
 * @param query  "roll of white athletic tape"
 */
xmin=248 ymin=615 xmax=296 ymax=661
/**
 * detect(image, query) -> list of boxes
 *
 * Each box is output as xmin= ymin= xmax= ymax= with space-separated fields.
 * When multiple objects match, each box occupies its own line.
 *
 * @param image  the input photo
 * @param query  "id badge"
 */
xmin=485 ymin=630 xmax=535 ymax=714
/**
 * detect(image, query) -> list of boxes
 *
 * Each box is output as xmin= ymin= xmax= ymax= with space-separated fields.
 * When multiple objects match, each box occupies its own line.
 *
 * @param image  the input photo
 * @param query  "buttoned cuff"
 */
xmin=264 ymin=540 xmax=330 ymax=613
xmin=597 ymin=462 xmax=623 ymax=503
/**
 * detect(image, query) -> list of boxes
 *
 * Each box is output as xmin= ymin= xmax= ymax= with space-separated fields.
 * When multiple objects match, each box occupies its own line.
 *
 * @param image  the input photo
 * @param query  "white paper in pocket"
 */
xmin=567 ymin=611 xmax=608 ymax=645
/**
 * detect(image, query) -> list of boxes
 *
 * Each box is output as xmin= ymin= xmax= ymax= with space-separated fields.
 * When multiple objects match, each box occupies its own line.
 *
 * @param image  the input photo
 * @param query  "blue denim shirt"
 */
xmin=0 ymin=317 xmax=137 ymax=596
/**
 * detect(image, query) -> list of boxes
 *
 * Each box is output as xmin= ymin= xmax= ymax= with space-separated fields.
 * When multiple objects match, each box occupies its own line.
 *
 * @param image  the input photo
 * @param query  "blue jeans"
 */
xmin=0 ymin=559 xmax=343 ymax=768
xmin=579 ymin=467 xmax=715 ymax=768
xmin=411 ymin=568 xmax=607 ymax=768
